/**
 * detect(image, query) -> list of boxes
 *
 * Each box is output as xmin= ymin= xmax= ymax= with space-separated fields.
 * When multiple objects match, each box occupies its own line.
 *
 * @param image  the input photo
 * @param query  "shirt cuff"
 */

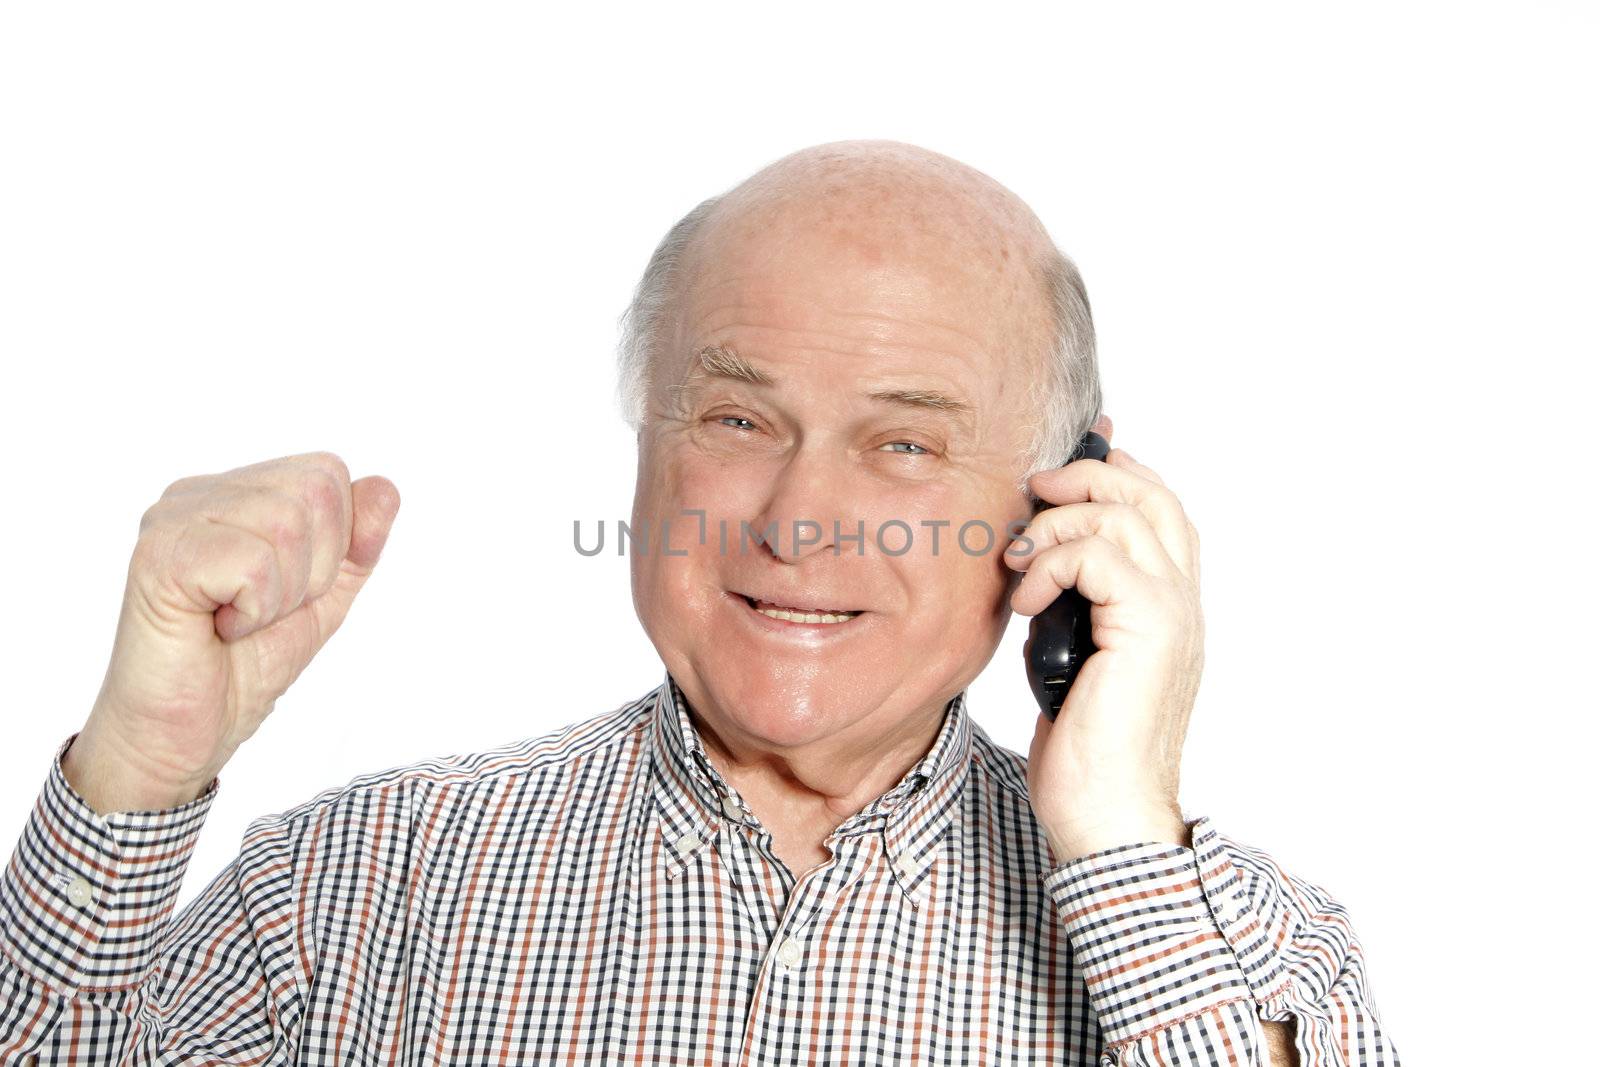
xmin=0 ymin=733 xmax=218 ymax=992
xmin=1043 ymin=814 xmax=1291 ymax=1055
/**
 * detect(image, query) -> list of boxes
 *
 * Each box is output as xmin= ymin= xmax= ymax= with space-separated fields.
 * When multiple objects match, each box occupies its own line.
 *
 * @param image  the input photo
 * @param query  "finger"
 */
xmin=1107 ymin=451 xmax=1201 ymax=587
xmin=1107 ymin=447 xmax=1165 ymax=486
xmin=294 ymin=465 xmax=353 ymax=601
xmin=302 ymin=476 xmax=402 ymax=651
xmin=1010 ymin=534 xmax=1155 ymax=617
xmin=226 ymin=452 xmax=355 ymax=602
xmin=217 ymin=476 xmax=400 ymax=709
xmin=169 ymin=511 xmax=300 ymax=643
xmin=200 ymin=486 xmax=315 ymax=641
xmin=1005 ymin=500 xmax=1180 ymax=580
xmin=1104 ymin=451 xmax=1202 ymax=585
xmin=1029 ymin=458 xmax=1195 ymax=581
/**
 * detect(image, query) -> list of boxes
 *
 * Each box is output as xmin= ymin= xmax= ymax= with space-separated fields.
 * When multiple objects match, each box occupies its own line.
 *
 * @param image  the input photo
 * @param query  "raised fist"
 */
xmin=62 ymin=451 xmax=401 ymax=813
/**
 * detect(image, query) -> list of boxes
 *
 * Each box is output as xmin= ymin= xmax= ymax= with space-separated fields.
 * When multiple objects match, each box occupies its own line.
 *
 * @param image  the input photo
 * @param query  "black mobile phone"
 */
xmin=1022 ymin=429 xmax=1111 ymax=721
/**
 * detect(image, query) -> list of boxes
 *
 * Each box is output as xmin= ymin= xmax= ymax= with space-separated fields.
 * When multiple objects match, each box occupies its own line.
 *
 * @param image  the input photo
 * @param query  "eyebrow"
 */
xmin=684 ymin=343 xmax=973 ymax=415
xmin=693 ymin=343 xmax=775 ymax=386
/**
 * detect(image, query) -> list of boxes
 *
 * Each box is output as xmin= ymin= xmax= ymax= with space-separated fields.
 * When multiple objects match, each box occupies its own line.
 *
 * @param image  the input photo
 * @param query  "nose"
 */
xmin=747 ymin=444 xmax=857 ymax=564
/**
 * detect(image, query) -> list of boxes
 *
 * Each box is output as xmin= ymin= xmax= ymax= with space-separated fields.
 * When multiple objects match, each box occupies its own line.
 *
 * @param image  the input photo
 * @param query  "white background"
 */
xmin=2 ymin=3 xmax=1595 ymax=1061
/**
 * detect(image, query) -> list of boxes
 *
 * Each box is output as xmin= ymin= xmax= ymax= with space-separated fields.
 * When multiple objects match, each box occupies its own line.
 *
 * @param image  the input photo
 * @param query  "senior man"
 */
xmin=0 ymin=141 xmax=1398 ymax=1065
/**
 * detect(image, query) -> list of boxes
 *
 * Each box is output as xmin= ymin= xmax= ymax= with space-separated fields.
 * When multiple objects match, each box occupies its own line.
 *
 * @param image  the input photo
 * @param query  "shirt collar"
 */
xmin=647 ymin=668 xmax=972 ymax=903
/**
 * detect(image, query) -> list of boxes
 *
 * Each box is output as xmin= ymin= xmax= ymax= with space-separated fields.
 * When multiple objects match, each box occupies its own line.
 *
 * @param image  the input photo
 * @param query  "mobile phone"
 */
xmin=1023 ymin=429 xmax=1111 ymax=721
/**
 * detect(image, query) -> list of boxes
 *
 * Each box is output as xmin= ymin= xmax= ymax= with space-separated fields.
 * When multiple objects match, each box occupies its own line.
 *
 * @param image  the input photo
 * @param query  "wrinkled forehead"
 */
xmin=665 ymin=195 xmax=1053 ymax=416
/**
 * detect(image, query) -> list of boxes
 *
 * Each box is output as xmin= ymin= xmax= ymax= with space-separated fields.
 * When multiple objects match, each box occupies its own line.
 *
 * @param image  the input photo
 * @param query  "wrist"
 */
xmin=61 ymin=727 xmax=213 ymax=815
xmin=1043 ymin=802 xmax=1189 ymax=864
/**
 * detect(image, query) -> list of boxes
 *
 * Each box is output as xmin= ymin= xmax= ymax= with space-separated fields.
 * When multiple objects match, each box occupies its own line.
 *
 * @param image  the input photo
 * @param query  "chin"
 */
xmin=698 ymin=665 xmax=874 ymax=749
xmin=640 ymin=580 xmax=994 ymax=750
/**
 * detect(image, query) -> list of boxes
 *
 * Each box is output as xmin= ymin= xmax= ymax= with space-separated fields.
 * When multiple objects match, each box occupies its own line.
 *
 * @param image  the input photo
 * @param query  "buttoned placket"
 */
xmin=694 ymin=753 xmax=897 ymax=979
xmin=652 ymin=672 xmax=968 ymax=1063
xmin=729 ymin=806 xmax=903 ymax=1066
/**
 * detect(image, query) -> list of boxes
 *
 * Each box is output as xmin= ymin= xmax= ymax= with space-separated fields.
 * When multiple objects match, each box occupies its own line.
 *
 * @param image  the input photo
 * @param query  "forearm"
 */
xmin=1046 ymin=817 xmax=1397 ymax=1065
xmin=0 ymin=734 xmax=257 ymax=1059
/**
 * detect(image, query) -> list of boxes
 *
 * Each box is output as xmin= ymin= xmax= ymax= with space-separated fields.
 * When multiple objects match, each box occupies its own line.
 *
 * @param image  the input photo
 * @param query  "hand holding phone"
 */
xmin=1022 ymin=429 xmax=1110 ymax=721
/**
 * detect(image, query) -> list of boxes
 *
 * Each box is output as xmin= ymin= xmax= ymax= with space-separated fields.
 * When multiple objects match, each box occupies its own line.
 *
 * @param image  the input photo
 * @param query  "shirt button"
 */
xmin=720 ymin=796 xmax=744 ymax=821
xmin=64 ymin=875 xmax=93 ymax=908
xmin=776 ymin=937 xmax=803 ymax=967
xmin=673 ymin=832 xmax=701 ymax=857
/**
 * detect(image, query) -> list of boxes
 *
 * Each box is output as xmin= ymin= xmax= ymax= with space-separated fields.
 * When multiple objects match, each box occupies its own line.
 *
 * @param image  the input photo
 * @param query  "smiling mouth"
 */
xmin=739 ymin=594 xmax=863 ymax=625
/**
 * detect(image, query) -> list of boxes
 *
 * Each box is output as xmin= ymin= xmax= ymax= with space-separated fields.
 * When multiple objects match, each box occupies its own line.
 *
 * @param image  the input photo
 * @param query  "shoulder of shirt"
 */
xmin=241 ymin=687 xmax=659 ymax=837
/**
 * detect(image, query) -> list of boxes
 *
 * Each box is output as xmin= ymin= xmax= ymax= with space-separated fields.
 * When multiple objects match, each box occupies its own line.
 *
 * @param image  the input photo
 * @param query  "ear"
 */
xmin=1090 ymin=413 xmax=1113 ymax=444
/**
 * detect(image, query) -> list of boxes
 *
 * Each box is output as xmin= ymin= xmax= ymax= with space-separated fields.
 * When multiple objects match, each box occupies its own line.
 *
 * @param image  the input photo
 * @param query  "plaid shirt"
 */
xmin=1 ymin=673 xmax=1399 ymax=1064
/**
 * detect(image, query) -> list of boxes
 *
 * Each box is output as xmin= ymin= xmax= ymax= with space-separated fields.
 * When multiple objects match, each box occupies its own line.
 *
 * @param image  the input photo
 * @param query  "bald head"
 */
xmin=617 ymin=140 xmax=1101 ymax=488
xmin=692 ymin=140 xmax=1053 ymax=268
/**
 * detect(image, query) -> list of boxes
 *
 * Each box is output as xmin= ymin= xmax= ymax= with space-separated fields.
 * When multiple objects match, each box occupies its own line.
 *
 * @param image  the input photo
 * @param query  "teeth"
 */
xmin=756 ymin=607 xmax=856 ymax=624
xmin=747 ymin=598 xmax=860 ymax=624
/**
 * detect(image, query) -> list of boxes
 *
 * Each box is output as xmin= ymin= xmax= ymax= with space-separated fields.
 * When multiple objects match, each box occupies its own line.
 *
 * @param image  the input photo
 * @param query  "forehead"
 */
xmin=669 ymin=209 xmax=1048 ymax=415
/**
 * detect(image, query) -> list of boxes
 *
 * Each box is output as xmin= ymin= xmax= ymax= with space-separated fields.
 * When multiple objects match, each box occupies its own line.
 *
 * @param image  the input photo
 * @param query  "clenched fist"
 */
xmin=61 ymin=452 xmax=401 ymax=814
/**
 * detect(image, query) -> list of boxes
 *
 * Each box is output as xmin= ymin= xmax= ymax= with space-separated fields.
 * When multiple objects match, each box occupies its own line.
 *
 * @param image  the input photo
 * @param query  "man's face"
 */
xmin=630 ymin=202 xmax=1045 ymax=753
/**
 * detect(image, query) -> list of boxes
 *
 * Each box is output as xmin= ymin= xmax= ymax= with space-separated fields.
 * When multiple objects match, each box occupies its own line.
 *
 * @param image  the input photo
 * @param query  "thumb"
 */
xmin=346 ymin=475 xmax=402 ymax=571
xmin=233 ymin=475 xmax=401 ymax=706
xmin=302 ymin=475 xmax=401 ymax=648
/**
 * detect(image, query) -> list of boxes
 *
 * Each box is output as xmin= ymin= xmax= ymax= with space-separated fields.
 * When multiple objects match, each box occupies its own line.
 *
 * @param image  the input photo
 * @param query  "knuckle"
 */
xmin=244 ymin=537 xmax=277 ymax=589
xmin=266 ymin=495 xmax=313 ymax=553
xmin=304 ymin=470 xmax=346 ymax=529
xmin=138 ymin=500 xmax=167 ymax=534
xmin=238 ymin=551 xmax=281 ymax=618
xmin=306 ymin=450 xmax=352 ymax=488
xmin=1106 ymin=500 xmax=1141 ymax=528
xmin=128 ymin=529 xmax=171 ymax=576
xmin=159 ymin=473 xmax=205 ymax=499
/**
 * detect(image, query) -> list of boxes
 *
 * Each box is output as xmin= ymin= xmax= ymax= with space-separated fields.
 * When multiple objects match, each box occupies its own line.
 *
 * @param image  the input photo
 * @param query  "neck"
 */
xmin=691 ymin=696 xmax=949 ymax=835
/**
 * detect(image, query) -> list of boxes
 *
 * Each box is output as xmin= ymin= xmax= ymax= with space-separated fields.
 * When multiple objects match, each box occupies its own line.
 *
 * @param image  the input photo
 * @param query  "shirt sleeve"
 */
xmin=1043 ymin=815 xmax=1402 ymax=1066
xmin=0 ymin=734 xmax=295 ymax=1063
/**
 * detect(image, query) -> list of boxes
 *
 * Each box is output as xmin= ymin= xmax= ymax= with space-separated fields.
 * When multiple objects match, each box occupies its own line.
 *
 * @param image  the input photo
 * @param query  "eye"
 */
xmin=716 ymin=416 xmax=758 ymax=432
xmin=879 ymin=441 xmax=931 ymax=455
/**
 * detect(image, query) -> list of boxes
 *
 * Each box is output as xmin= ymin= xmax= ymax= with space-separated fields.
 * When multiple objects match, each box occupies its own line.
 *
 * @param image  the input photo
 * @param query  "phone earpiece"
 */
xmin=1023 ymin=429 xmax=1110 ymax=721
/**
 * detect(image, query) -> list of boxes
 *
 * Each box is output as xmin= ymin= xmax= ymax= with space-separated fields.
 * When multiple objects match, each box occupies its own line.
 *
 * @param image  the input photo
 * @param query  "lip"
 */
xmin=726 ymin=590 xmax=872 ymax=638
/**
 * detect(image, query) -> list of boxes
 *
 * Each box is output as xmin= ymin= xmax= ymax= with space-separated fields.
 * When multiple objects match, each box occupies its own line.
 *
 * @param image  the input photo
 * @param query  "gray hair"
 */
xmin=616 ymin=197 xmax=1103 ymax=495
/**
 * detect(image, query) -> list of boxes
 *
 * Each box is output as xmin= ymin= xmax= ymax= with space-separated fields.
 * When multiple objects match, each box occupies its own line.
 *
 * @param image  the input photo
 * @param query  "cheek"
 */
xmin=929 ymin=553 xmax=1015 ymax=681
xmin=632 ymin=534 xmax=726 ymax=641
xmin=677 ymin=455 xmax=775 ymax=519
xmin=900 ymin=535 xmax=1013 ymax=634
xmin=639 ymin=441 xmax=772 ymax=528
xmin=631 ymin=449 xmax=713 ymax=637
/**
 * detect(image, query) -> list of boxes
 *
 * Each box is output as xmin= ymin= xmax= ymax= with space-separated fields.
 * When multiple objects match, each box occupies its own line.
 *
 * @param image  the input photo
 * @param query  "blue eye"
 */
xmin=717 ymin=416 xmax=757 ymax=431
xmin=881 ymin=441 xmax=930 ymax=455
